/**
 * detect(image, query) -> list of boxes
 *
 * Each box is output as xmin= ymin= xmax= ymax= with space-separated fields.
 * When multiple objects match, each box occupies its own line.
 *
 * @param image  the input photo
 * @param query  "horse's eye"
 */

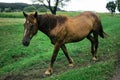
xmin=30 ymin=24 xmax=34 ymax=31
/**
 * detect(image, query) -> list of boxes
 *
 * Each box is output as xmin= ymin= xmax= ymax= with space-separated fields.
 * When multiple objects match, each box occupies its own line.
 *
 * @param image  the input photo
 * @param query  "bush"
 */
xmin=4 ymin=8 xmax=11 ymax=12
xmin=38 ymin=6 xmax=47 ymax=12
xmin=0 ymin=8 xmax=2 ymax=12
xmin=23 ymin=6 xmax=36 ymax=12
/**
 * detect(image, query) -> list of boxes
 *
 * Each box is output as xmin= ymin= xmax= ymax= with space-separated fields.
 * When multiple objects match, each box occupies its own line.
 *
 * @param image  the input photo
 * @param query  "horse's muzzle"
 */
xmin=22 ymin=37 xmax=30 ymax=46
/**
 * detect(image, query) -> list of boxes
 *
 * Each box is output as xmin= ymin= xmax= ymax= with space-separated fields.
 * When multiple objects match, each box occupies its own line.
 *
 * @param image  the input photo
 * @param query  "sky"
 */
xmin=0 ymin=0 xmax=116 ymax=12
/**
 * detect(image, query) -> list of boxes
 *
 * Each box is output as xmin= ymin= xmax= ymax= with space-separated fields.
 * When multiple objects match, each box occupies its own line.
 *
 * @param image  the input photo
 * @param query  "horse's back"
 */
xmin=65 ymin=12 xmax=97 ymax=34
xmin=63 ymin=11 xmax=101 ymax=43
xmin=79 ymin=11 xmax=101 ymax=28
xmin=71 ymin=11 xmax=101 ymax=32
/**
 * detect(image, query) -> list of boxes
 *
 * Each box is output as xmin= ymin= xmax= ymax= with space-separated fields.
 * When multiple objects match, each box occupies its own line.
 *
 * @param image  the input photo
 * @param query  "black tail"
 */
xmin=99 ymin=27 xmax=104 ymax=38
xmin=99 ymin=23 xmax=108 ymax=38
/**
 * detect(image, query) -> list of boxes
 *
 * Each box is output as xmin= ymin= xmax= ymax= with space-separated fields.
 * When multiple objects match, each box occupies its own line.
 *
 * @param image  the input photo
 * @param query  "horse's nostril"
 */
xmin=22 ymin=37 xmax=30 ymax=46
xmin=22 ymin=40 xmax=29 ymax=46
xmin=25 ymin=41 xmax=28 ymax=44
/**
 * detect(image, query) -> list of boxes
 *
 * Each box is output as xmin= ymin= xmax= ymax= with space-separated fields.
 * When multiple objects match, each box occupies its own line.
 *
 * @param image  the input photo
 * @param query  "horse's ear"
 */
xmin=34 ymin=11 xmax=38 ymax=18
xmin=23 ymin=12 xmax=27 ymax=17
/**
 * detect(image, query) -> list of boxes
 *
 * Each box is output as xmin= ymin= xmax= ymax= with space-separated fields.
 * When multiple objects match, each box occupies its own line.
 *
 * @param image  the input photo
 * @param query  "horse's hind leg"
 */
xmin=87 ymin=33 xmax=98 ymax=61
xmin=61 ymin=44 xmax=74 ymax=67
xmin=87 ymin=34 xmax=95 ymax=60
xmin=93 ymin=32 xmax=99 ymax=61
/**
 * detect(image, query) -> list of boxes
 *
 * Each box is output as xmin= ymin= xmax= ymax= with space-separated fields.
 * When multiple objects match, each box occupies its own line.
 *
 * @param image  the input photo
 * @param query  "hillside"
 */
xmin=0 ymin=3 xmax=62 ymax=12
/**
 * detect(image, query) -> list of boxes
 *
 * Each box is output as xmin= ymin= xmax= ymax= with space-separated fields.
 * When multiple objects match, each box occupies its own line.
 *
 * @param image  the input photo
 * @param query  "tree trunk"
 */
xmin=52 ymin=10 xmax=56 ymax=15
xmin=47 ymin=0 xmax=59 ymax=15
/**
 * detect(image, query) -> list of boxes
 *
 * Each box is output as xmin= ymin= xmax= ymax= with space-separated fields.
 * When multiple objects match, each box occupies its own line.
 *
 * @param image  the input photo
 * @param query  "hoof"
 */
xmin=44 ymin=69 xmax=53 ymax=76
xmin=92 ymin=57 xmax=97 ymax=61
xmin=68 ymin=63 xmax=74 ymax=67
xmin=70 ymin=58 xmax=74 ymax=63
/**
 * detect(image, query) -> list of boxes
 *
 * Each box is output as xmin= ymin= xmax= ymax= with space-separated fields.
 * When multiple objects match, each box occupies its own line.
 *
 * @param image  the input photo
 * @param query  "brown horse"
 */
xmin=22 ymin=11 xmax=106 ymax=75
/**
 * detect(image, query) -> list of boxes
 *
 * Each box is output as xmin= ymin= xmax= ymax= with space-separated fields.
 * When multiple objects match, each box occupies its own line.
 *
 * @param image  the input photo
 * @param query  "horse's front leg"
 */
xmin=45 ymin=43 xmax=60 ymax=75
xmin=61 ymin=44 xmax=74 ymax=67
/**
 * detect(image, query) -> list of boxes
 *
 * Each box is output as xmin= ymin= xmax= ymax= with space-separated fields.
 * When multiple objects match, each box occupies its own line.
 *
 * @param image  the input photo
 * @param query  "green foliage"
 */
xmin=106 ymin=1 xmax=116 ymax=14
xmin=23 ymin=6 xmax=37 ymax=12
xmin=0 ymin=3 xmax=30 ymax=12
xmin=38 ymin=6 xmax=47 ymax=12
xmin=4 ymin=8 xmax=11 ymax=12
xmin=0 ymin=8 xmax=2 ymax=12
xmin=116 ymin=0 xmax=120 ymax=12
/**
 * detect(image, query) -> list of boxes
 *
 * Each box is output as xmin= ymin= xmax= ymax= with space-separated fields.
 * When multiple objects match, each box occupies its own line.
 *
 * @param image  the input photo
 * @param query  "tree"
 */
xmin=23 ymin=6 xmax=37 ymax=12
xmin=4 ymin=8 xmax=11 ymax=12
xmin=116 ymin=0 xmax=120 ymax=12
xmin=106 ymin=1 xmax=116 ymax=14
xmin=32 ymin=0 xmax=70 ymax=15
xmin=38 ymin=6 xmax=47 ymax=12
xmin=0 ymin=8 xmax=2 ymax=12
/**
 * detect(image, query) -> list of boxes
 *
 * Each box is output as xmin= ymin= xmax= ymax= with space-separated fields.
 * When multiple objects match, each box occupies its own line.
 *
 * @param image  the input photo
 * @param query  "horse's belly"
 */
xmin=64 ymin=24 xmax=91 ymax=43
xmin=64 ymin=32 xmax=88 ymax=43
xmin=67 ymin=37 xmax=85 ymax=43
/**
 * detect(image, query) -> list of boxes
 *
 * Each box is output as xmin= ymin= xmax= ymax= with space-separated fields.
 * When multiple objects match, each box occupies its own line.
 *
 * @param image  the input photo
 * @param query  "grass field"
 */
xmin=0 ymin=12 xmax=120 ymax=80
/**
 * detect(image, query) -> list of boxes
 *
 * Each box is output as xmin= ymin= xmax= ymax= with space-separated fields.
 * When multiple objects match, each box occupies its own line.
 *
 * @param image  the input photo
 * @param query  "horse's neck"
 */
xmin=37 ymin=14 xmax=57 ymax=36
xmin=37 ymin=14 xmax=67 ymax=36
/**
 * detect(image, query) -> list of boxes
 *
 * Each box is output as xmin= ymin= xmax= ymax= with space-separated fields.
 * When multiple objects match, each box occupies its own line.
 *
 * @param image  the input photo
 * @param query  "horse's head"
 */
xmin=22 ymin=12 xmax=38 ymax=46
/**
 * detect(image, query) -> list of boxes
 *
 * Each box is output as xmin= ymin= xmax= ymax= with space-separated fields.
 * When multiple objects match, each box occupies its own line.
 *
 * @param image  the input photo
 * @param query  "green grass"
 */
xmin=44 ymin=60 xmax=115 ymax=80
xmin=0 ymin=12 xmax=24 ymax=18
xmin=0 ymin=11 xmax=80 ymax=18
xmin=0 ymin=12 xmax=120 ymax=80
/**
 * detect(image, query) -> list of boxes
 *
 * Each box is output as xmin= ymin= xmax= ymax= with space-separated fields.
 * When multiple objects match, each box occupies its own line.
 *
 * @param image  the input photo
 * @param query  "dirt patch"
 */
xmin=12 ymin=53 xmax=26 ymax=61
xmin=111 ymin=52 xmax=120 ymax=80
xmin=0 ymin=73 xmax=25 ymax=80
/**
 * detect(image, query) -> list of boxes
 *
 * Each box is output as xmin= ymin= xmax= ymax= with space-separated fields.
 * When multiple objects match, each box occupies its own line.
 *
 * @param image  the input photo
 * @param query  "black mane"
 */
xmin=37 ymin=14 xmax=67 ymax=33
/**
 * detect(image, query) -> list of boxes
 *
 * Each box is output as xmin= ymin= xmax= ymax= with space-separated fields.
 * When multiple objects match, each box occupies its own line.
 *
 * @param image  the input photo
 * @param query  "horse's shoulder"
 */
xmin=55 ymin=15 xmax=68 ymax=24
